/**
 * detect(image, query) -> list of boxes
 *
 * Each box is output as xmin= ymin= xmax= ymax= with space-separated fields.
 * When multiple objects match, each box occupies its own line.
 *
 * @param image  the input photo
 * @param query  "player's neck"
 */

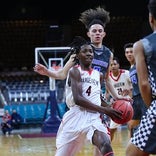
xmin=112 ymin=70 xmax=120 ymax=77
xmin=91 ymin=43 xmax=102 ymax=48
xmin=130 ymin=61 xmax=135 ymax=68
xmin=80 ymin=64 xmax=92 ymax=71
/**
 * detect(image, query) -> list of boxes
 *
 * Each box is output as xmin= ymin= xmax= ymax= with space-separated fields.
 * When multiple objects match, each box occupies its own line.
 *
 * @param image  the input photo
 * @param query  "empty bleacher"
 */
xmin=0 ymin=70 xmax=50 ymax=104
xmin=0 ymin=70 xmax=67 ymax=125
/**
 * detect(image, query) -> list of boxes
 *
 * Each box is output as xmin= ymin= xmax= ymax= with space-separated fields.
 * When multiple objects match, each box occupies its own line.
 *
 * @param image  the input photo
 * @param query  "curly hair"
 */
xmin=69 ymin=36 xmax=90 ymax=54
xmin=79 ymin=6 xmax=110 ymax=30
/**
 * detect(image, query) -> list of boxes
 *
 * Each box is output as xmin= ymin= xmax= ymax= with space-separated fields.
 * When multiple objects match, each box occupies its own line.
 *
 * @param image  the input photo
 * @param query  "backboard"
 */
xmin=35 ymin=47 xmax=71 ymax=67
xmin=35 ymin=47 xmax=71 ymax=102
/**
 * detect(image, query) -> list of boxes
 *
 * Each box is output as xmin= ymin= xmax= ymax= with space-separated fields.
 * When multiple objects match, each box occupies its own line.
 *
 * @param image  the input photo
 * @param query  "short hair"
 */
xmin=148 ymin=0 xmax=156 ymax=19
xmin=123 ymin=43 xmax=134 ymax=51
xmin=79 ymin=6 xmax=110 ymax=30
xmin=113 ymin=57 xmax=120 ymax=64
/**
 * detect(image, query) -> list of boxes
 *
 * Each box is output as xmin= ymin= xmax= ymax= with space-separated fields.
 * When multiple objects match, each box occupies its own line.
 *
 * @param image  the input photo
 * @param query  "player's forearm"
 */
xmin=128 ymin=89 xmax=133 ymax=98
xmin=48 ymin=56 xmax=75 ymax=80
xmin=60 ymin=58 xmax=75 ymax=79
xmin=139 ymin=81 xmax=152 ymax=107
xmin=105 ymin=80 xmax=118 ymax=99
xmin=75 ymin=96 xmax=104 ymax=113
xmin=48 ymin=69 xmax=67 ymax=80
xmin=46 ymin=69 xmax=62 ymax=79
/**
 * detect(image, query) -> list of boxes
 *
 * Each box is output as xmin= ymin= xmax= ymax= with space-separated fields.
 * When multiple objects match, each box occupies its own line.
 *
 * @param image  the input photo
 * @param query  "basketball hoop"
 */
xmin=51 ymin=62 xmax=62 ymax=71
xmin=49 ymin=59 xmax=63 ymax=91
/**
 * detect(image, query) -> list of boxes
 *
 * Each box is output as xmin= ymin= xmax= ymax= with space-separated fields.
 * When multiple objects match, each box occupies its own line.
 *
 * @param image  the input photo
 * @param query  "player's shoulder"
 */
xmin=69 ymin=65 xmax=79 ymax=74
xmin=103 ymin=45 xmax=113 ymax=54
xmin=103 ymin=44 xmax=111 ymax=51
xmin=120 ymin=69 xmax=130 ymax=75
xmin=71 ymin=64 xmax=79 ymax=70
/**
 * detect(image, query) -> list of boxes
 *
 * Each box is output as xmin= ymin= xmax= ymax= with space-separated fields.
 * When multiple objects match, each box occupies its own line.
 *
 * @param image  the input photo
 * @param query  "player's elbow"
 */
xmin=140 ymin=80 xmax=150 ymax=91
xmin=53 ymin=72 xmax=66 ymax=80
xmin=57 ymin=75 xmax=66 ymax=80
xmin=57 ymin=70 xmax=67 ymax=80
xmin=60 ymin=73 xmax=67 ymax=80
xmin=74 ymin=95 xmax=83 ymax=106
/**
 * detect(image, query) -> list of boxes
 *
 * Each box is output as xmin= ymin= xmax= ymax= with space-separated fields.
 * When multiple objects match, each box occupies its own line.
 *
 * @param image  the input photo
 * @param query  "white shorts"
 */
xmin=109 ymin=119 xmax=121 ymax=129
xmin=55 ymin=106 xmax=110 ymax=155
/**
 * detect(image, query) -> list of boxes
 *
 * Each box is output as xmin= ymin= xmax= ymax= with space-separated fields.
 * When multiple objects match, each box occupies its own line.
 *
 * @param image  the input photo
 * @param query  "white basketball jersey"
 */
xmin=65 ymin=65 xmax=101 ymax=108
xmin=108 ymin=69 xmax=132 ymax=99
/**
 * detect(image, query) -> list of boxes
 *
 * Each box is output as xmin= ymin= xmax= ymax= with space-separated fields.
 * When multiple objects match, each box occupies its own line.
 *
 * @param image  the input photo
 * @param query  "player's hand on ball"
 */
xmin=102 ymin=106 xmax=123 ymax=120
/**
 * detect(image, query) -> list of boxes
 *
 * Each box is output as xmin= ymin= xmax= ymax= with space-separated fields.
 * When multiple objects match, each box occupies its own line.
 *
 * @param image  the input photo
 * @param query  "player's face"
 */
xmin=125 ymin=47 xmax=135 ymax=63
xmin=87 ymin=24 xmax=106 ymax=45
xmin=78 ymin=44 xmax=94 ymax=66
xmin=110 ymin=60 xmax=119 ymax=72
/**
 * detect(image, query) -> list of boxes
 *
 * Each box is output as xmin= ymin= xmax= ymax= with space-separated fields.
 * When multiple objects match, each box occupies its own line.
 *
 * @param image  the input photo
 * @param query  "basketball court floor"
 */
xmin=0 ymin=125 xmax=155 ymax=156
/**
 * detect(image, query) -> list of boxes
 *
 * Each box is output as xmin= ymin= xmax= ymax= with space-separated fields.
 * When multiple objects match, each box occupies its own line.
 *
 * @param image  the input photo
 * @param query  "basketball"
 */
xmin=112 ymin=99 xmax=134 ymax=124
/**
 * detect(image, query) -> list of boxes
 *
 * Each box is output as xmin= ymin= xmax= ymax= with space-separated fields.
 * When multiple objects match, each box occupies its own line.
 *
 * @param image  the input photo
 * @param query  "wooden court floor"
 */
xmin=0 ymin=127 xmax=155 ymax=156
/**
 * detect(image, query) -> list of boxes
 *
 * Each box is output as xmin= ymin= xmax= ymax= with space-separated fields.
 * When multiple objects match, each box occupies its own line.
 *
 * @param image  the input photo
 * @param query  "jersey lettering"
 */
xmin=93 ymin=66 xmax=101 ymax=72
xmin=86 ymin=86 xmax=91 ymax=96
xmin=117 ymin=88 xmax=123 ymax=95
xmin=130 ymin=75 xmax=137 ymax=84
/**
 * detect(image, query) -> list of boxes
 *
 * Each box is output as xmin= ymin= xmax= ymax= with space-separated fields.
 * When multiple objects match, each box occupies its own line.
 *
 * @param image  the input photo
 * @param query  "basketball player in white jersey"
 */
xmin=106 ymin=57 xmax=133 ymax=141
xmin=55 ymin=37 xmax=122 ymax=156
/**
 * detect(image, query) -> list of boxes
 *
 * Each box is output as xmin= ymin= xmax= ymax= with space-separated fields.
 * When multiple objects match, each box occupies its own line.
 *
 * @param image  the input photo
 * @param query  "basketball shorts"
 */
xmin=56 ymin=106 xmax=110 ymax=154
xmin=131 ymin=100 xmax=156 ymax=154
xmin=132 ymin=94 xmax=147 ymax=120
xmin=109 ymin=119 xmax=121 ymax=129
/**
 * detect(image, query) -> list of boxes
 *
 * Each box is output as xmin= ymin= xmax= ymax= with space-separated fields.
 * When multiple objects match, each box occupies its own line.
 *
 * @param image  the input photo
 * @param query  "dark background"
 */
xmin=0 ymin=0 xmax=152 ymax=70
xmin=0 ymin=0 xmax=149 ymax=20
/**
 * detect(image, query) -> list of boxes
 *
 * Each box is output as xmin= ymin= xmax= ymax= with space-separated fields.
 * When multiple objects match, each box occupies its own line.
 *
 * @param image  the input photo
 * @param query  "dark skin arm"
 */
xmin=133 ymin=41 xmax=152 ymax=106
xmin=69 ymin=67 xmax=122 ymax=120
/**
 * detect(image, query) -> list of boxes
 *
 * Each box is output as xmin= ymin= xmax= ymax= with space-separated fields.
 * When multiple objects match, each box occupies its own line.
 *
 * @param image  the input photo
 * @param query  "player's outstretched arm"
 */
xmin=34 ymin=54 xmax=76 ymax=80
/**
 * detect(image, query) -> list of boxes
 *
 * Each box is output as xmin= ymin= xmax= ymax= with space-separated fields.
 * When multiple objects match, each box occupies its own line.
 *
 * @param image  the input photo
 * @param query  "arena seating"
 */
xmin=0 ymin=70 xmax=50 ymax=104
xmin=0 ymin=70 xmax=67 ymax=126
xmin=4 ymin=103 xmax=47 ymax=125
xmin=4 ymin=102 xmax=67 ymax=125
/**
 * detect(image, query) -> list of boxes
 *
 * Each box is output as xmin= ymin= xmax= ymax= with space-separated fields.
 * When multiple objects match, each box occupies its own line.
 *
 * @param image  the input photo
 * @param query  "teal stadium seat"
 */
xmin=4 ymin=104 xmax=48 ymax=125
xmin=3 ymin=103 xmax=67 ymax=125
